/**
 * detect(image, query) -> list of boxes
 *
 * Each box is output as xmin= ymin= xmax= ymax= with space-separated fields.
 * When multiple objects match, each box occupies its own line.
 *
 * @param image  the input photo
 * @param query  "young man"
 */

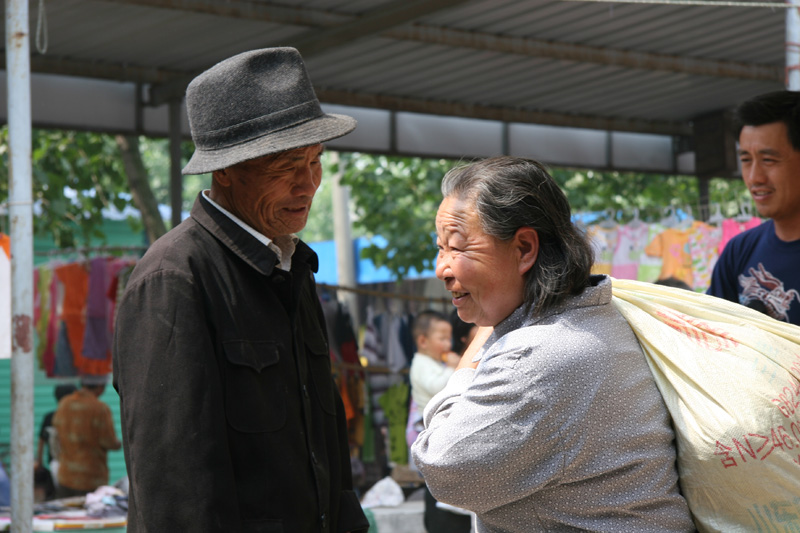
xmin=113 ymin=48 xmax=368 ymax=532
xmin=707 ymin=90 xmax=800 ymax=325
xmin=53 ymin=376 xmax=121 ymax=499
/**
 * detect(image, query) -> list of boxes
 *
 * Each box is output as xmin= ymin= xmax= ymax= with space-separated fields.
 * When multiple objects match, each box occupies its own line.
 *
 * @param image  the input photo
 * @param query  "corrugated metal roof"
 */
xmin=0 ymin=0 xmax=788 ymax=149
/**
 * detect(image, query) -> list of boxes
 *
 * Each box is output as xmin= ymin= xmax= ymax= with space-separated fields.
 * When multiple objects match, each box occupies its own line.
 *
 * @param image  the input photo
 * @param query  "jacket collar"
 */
xmin=191 ymin=192 xmax=318 ymax=276
xmin=489 ymin=275 xmax=610 ymax=347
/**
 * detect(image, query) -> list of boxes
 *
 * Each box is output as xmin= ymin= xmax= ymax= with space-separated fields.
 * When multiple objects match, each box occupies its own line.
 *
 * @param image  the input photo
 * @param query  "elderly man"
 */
xmin=113 ymin=48 xmax=368 ymax=532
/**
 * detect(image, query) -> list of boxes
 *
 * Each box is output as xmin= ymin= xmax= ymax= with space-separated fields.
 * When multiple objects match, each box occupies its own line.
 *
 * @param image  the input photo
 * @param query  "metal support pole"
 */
xmin=788 ymin=0 xmax=800 ymax=90
xmin=331 ymin=152 xmax=360 ymax=332
xmin=6 ymin=0 xmax=34 ymax=531
xmin=169 ymin=99 xmax=183 ymax=228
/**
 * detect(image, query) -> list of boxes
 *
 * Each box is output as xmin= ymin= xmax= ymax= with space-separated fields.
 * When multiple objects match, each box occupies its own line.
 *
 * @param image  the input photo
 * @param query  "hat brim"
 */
xmin=182 ymin=113 xmax=357 ymax=175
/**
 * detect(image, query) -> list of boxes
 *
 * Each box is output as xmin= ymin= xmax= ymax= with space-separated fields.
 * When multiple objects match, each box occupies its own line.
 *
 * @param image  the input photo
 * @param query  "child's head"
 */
xmin=413 ymin=310 xmax=452 ymax=359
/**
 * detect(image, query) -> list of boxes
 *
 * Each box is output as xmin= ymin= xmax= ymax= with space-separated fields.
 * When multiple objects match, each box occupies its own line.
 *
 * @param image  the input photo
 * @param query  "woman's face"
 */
xmin=435 ymin=196 xmax=530 ymax=327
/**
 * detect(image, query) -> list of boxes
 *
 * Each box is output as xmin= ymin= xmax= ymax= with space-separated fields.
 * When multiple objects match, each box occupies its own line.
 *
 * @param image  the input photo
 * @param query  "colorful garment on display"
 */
xmin=587 ymin=224 xmax=616 ymax=276
xmin=35 ymin=256 xmax=137 ymax=377
xmin=644 ymin=221 xmax=702 ymax=288
xmin=686 ymin=222 xmax=722 ymax=291
xmin=0 ymin=233 xmax=10 ymax=359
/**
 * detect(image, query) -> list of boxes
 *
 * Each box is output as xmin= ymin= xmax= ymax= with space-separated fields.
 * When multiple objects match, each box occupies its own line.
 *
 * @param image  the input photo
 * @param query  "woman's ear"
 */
xmin=514 ymin=227 xmax=539 ymax=276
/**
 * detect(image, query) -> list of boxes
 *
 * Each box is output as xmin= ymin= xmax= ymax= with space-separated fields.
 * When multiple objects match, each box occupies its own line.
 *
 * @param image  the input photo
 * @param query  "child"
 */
xmin=407 ymin=310 xmax=472 ymax=533
xmin=409 ymin=310 xmax=460 ymax=417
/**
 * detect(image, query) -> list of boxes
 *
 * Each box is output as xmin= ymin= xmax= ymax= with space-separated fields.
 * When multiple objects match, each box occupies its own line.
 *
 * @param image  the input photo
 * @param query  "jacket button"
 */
xmin=302 ymin=385 xmax=310 ymax=399
xmin=320 ymin=513 xmax=326 ymax=528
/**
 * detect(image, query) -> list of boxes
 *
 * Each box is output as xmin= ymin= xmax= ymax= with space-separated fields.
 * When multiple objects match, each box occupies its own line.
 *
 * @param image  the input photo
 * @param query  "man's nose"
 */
xmin=743 ymin=162 xmax=765 ymax=184
xmin=293 ymin=165 xmax=318 ymax=193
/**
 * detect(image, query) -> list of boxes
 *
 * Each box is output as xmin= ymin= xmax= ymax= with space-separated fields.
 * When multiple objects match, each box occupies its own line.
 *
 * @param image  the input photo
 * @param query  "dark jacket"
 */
xmin=113 ymin=194 xmax=368 ymax=533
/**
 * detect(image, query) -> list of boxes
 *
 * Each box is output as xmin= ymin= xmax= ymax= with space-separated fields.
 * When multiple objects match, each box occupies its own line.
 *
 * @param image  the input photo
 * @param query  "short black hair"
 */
xmin=412 ymin=309 xmax=449 ymax=340
xmin=733 ymin=90 xmax=800 ymax=151
xmin=54 ymin=383 xmax=77 ymax=402
xmin=654 ymin=277 xmax=691 ymax=290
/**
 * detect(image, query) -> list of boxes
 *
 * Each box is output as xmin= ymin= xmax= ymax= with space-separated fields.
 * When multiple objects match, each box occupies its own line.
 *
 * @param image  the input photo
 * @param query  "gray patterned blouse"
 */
xmin=411 ymin=276 xmax=696 ymax=532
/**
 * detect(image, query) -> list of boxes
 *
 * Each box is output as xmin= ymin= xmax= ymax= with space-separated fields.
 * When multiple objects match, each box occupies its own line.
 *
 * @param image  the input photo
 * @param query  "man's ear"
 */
xmin=514 ymin=227 xmax=539 ymax=276
xmin=212 ymin=168 xmax=231 ymax=187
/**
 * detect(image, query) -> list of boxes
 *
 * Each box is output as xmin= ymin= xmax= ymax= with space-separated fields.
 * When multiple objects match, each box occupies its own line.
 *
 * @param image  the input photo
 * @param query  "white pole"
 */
xmin=331 ymin=152 xmax=360 ymax=332
xmin=788 ymin=0 xmax=800 ymax=90
xmin=6 ymin=0 xmax=34 ymax=531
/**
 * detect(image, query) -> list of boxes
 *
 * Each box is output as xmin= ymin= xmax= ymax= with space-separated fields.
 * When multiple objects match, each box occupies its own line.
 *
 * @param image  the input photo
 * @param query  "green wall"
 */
xmin=1 ymin=217 xmax=143 ymax=485
xmin=0 ymin=358 xmax=127 ymax=484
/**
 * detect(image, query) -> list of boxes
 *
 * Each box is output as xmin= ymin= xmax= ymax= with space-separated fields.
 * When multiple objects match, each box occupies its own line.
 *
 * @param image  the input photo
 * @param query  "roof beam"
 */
xmin=106 ymin=0 xmax=779 ymax=106
xmin=146 ymin=0 xmax=473 ymax=105
xmin=387 ymin=25 xmax=782 ymax=81
xmin=105 ymin=0 xmax=781 ymax=82
xmin=314 ymin=88 xmax=693 ymax=136
xmin=95 ymin=0 xmax=346 ymax=26
xmin=0 ymin=55 xmax=180 ymax=84
xmin=287 ymin=0 xmax=475 ymax=58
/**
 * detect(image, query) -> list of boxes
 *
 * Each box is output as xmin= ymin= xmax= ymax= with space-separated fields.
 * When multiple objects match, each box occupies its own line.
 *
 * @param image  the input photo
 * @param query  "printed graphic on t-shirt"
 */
xmin=738 ymin=263 xmax=800 ymax=322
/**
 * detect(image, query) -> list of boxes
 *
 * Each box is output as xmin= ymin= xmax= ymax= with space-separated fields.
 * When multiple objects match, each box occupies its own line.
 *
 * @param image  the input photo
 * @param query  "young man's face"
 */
xmin=213 ymin=144 xmax=324 ymax=239
xmin=739 ymin=122 xmax=800 ymax=229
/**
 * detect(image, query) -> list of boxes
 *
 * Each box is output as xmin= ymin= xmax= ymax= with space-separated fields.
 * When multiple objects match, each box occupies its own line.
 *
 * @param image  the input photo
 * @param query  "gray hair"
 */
xmin=440 ymin=156 xmax=594 ymax=317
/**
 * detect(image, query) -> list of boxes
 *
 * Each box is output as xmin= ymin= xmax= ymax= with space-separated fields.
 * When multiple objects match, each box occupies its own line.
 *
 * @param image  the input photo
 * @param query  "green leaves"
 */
xmin=0 ymin=127 xmax=135 ymax=248
xmin=339 ymin=153 xmax=454 ymax=281
xmin=335 ymin=157 xmax=749 ymax=282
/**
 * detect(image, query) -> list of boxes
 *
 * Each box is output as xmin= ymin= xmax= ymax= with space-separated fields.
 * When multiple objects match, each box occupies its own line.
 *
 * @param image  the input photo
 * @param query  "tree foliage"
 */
xmin=337 ymin=154 xmax=750 ymax=281
xmin=0 ymin=127 xmax=139 ymax=248
xmin=338 ymin=153 xmax=456 ymax=280
xmin=0 ymin=127 xmax=751 ymax=282
xmin=138 ymin=136 xmax=209 ymax=216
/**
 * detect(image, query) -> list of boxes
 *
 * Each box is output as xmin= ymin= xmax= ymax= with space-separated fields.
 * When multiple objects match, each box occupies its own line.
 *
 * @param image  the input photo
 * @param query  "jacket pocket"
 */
xmin=223 ymin=340 xmax=287 ymax=432
xmin=306 ymin=335 xmax=337 ymax=416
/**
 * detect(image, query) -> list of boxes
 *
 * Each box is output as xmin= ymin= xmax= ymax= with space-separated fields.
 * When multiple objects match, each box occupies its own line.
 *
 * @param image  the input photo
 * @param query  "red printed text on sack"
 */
xmin=654 ymin=308 xmax=739 ymax=351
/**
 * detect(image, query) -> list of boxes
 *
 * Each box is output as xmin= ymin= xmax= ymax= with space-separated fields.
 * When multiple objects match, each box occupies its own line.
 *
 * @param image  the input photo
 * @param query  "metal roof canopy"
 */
xmin=0 ymin=0 xmax=789 ymax=176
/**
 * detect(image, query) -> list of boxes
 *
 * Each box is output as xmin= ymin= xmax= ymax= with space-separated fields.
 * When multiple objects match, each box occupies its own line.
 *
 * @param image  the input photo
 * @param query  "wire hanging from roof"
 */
xmin=35 ymin=0 xmax=48 ymax=54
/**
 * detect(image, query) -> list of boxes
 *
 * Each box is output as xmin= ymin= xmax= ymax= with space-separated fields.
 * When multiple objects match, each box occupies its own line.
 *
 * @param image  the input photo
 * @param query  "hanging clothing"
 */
xmin=718 ymin=216 xmax=762 ymax=254
xmin=53 ymin=262 xmax=110 ymax=376
xmin=1 ymin=233 xmax=10 ymax=359
xmin=587 ymin=225 xmax=617 ymax=276
xmin=686 ymin=222 xmax=722 ymax=291
xmin=644 ymin=222 xmax=704 ymax=287
xmin=611 ymin=223 xmax=649 ymax=281
xmin=83 ymin=257 xmax=112 ymax=361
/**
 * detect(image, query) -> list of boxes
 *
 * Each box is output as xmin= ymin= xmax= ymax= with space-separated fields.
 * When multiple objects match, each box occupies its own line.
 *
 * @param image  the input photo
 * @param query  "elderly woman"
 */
xmin=411 ymin=157 xmax=695 ymax=532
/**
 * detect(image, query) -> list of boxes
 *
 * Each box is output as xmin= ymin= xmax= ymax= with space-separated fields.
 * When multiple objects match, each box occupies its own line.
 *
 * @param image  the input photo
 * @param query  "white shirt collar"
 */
xmin=202 ymin=190 xmax=297 ymax=271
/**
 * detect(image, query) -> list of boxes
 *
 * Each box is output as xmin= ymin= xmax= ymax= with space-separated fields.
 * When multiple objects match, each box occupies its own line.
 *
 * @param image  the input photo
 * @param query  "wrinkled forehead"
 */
xmin=436 ymin=196 xmax=480 ymax=236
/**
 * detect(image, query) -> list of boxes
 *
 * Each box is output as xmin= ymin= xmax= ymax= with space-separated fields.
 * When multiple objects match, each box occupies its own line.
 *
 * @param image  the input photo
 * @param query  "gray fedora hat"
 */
xmin=182 ymin=47 xmax=356 ymax=175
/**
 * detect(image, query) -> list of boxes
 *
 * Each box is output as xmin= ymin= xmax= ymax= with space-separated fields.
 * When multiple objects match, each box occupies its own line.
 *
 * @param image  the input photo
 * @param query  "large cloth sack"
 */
xmin=611 ymin=278 xmax=800 ymax=533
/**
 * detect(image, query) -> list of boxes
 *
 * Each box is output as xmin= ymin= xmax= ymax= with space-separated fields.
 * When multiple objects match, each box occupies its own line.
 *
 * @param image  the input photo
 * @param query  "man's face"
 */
xmin=739 ymin=122 xmax=800 ymax=227
xmin=214 ymin=144 xmax=324 ymax=239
